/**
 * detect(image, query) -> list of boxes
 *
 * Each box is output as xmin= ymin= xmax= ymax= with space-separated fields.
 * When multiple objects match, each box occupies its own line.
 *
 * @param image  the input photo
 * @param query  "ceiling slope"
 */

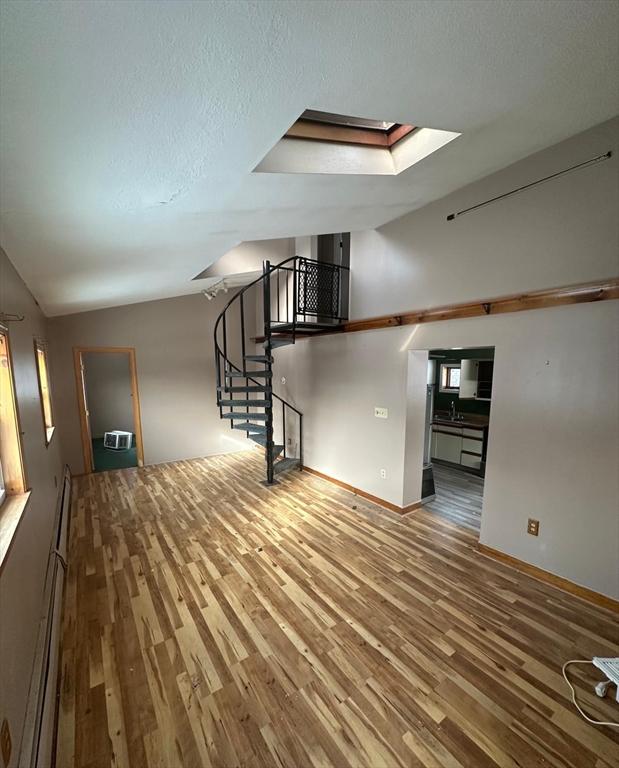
xmin=1 ymin=0 xmax=618 ymax=315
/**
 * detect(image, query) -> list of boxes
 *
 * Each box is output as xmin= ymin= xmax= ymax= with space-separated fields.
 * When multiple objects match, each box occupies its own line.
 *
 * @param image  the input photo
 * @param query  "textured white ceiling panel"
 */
xmin=1 ymin=0 xmax=617 ymax=314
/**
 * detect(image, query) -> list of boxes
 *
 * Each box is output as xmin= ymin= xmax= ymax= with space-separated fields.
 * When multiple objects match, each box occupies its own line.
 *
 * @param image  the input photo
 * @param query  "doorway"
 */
xmin=73 ymin=347 xmax=144 ymax=473
xmin=427 ymin=346 xmax=494 ymax=533
xmin=409 ymin=346 xmax=495 ymax=535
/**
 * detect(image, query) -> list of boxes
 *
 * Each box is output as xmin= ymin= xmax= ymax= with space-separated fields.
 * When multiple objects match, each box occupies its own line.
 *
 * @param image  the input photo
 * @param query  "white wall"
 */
xmin=0 ymin=249 xmax=63 ymax=768
xmin=82 ymin=352 xmax=134 ymax=438
xmin=350 ymin=117 xmax=618 ymax=319
xmin=197 ymin=237 xmax=295 ymax=279
xmin=403 ymin=303 xmax=619 ymax=599
xmin=49 ymin=290 xmax=257 ymax=474
xmin=275 ymin=118 xmax=619 ymax=599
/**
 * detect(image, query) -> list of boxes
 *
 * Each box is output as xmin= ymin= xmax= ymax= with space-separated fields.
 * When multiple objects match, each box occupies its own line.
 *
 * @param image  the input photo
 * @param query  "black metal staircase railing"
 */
xmin=213 ymin=255 xmax=349 ymax=484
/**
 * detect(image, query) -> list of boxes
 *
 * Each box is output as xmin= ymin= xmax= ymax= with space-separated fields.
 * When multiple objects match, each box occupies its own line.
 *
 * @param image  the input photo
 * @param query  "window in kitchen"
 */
xmin=440 ymin=363 xmax=461 ymax=392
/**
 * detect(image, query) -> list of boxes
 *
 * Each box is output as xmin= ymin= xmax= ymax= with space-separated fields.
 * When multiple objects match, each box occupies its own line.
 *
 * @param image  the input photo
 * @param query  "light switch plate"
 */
xmin=374 ymin=407 xmax=388 ymax=419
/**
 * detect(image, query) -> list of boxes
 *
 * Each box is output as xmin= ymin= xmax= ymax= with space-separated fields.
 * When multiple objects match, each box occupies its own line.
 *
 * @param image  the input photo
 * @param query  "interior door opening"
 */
xmin=73 ymin=347 xmax=144 ymax=473
xmin=408 ymin=346 xmax=495 ymax=537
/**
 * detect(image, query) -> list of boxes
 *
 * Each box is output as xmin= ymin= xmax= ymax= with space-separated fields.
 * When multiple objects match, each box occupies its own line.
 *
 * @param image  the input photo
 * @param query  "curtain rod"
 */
xmin=447 ymin=150 xmax=612 ymax=222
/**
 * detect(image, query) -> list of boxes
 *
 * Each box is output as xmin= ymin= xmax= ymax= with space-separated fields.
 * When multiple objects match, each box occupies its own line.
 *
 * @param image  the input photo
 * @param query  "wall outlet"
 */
xmin=1 ymin=719 xmax=11 ymax=768
xmin=374 ymin=407 xmax=388 ymax=419
xmin=380 ymin=468 xmax=387 ymax=479
xmin=527 ymin=518 xmax=540 ymax=536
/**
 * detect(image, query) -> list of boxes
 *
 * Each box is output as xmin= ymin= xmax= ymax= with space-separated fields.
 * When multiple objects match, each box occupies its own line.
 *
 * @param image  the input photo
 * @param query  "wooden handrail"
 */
xmin=255 ymin=277 xmax=618 ymax=342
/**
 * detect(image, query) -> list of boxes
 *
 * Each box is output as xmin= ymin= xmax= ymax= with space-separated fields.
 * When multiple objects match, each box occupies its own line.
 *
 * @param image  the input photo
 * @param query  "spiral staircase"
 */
xmin=213 ymin=256 xmax=349 ymax=484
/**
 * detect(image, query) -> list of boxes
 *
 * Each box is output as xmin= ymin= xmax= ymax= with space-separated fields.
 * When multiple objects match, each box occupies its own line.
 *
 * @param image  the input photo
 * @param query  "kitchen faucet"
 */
xmin=450 ymin=401 xmax=456 ymax=419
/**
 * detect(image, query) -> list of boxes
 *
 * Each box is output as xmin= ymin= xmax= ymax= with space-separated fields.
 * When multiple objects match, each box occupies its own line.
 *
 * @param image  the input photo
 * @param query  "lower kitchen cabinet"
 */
xmin=460 ymin=452 xmax=482 ymax=470
xmin=431 ymin=427 xmax=462 ymax=463
xmin=431 ymin=423 xmax=485 ymax=472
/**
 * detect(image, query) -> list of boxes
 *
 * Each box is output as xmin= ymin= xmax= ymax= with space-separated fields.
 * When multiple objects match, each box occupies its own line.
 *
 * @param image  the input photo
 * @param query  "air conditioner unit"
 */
xmin=103 ymin=430 xmax=132 ymax=450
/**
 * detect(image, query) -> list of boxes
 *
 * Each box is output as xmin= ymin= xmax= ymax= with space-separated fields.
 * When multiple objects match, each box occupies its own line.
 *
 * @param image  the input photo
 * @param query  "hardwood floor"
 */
xmin=426 ymin=463 xmax=484 ymax=533
xmin=57 ymin=451 xmax=619 ymax=768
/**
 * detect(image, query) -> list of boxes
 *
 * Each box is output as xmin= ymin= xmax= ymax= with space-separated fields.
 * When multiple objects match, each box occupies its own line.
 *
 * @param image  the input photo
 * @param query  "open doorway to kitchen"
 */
xmin=73 ymin=347 xmax=144 ymax=473
xmin=426 ymin=347 xmax=494 ymax=533
xmin=411 ymin=347 xmax=495 ymax=535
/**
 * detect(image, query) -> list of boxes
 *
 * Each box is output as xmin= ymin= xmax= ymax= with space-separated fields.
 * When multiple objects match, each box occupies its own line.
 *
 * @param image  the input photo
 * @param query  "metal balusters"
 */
xmin=262 ymin=261 xmax=274 ymax=484
xmin=212 ymin=254 xmax=345 ymax=483
xmin=240 ymin=293 xmax=246 ymax=370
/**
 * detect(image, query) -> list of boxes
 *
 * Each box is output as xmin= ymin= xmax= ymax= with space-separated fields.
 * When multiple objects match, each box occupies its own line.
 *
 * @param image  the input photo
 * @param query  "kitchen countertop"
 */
xmin=432 ymin=413 xmax=489 ymax=430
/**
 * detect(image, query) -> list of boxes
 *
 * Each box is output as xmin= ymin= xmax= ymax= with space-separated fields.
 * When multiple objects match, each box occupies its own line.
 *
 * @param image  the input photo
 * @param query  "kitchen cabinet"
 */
xmin=460 ymin=452 xmax=482 ymax=470
xmin=431 ymin=421 xmax=486 ymax=473
xmin=458 ymin=358 xmax=494 ymax=400
xmin=459 ymin=360 xmax=478 ymax=399
xmin=431 ymin=426 xmax=463 ymax=463
xmin=476 ymin=360 xmax=494 ymax=400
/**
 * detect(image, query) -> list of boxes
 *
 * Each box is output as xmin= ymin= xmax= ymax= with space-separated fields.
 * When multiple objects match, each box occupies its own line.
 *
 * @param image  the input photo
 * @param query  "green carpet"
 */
xmin=92 ymin=436 xmax=137 ymax=472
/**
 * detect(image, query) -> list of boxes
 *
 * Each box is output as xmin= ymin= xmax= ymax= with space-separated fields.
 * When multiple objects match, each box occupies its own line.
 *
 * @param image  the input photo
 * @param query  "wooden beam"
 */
xmin=254 ymin=278 xmax=619 ymax=344
xmin=294 ymin=278 xmax=619 ymax=340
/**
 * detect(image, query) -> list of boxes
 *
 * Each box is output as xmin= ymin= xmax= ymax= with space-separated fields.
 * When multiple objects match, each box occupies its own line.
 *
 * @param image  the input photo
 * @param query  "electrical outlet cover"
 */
xmin=374 ymin=407 xmax=388 ymax=419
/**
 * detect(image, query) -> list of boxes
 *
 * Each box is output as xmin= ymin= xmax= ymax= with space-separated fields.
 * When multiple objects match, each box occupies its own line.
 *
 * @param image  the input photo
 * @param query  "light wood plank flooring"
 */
xmin=426 ymin=463 xmax=484 ymax=533
xmin=57 ymin=451 xmax=619 ymax=768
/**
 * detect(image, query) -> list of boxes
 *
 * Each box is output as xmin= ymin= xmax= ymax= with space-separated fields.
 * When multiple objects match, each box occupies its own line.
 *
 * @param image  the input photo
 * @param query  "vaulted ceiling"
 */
xmin=1 ymin=0 xmax=617 ymax=315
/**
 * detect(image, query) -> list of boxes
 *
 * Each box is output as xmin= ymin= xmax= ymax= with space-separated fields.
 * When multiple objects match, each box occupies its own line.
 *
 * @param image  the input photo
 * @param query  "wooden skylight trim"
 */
xmin=285 ymin=111 xmax=416 ymax=148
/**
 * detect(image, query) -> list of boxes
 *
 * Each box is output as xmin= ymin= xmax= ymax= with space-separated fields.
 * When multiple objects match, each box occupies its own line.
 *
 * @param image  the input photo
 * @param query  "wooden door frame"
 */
xmin=73 ymin=346 xmax=145 ymax=474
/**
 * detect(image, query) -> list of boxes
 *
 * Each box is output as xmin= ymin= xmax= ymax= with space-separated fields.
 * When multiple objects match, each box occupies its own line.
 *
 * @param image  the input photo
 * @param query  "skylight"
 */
xmin=285 ymin=109 xmax=415 ymax=147
xmin=254 ymin=109 xmax=461 ymax=176
xmin=301 ymin=110 xmax=396 ymax=131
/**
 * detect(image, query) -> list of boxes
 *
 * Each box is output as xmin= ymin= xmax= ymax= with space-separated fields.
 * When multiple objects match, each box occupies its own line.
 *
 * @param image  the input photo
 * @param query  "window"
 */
xmin=34 ymin=339 xmax=55 ymax=445
xmin=256 ymin=109 xmax=460 ymax=177
xmin=285 ymin=109 xmax=415 ymax=148
xmin=0 ymin=327 xmax=27 ymax=505
xmin=440 ymin=363 xmax=461 ymax=392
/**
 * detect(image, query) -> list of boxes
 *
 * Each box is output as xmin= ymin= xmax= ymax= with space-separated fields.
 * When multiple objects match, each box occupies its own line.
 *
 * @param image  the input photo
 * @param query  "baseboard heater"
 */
xmin=20 ymin=465 xmax=72 ymax=768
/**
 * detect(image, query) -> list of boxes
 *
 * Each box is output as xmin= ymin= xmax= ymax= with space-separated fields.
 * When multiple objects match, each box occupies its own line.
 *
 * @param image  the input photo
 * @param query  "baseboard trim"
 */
xmin=303 ymin=466 xmax=422 ymax=515
xmin=477 ymin=543 xmax=619 ymax=613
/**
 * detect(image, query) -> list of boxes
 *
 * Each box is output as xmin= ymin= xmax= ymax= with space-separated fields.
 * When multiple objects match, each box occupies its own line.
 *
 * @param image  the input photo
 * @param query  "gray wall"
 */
xmin=0 ymin=249 xmax=63 ymax=768
xmin=197 ymin=237 xmax=295 ymax=279
xmin=83 ymin=352 xmax=134 ymax=438
xmin=49 ymin=290 xmax=256 ymax=474
xmin=273 ymin=118 xmax=619 ymax=599
xmin=350 ymin=117 xmax=618 ymax=319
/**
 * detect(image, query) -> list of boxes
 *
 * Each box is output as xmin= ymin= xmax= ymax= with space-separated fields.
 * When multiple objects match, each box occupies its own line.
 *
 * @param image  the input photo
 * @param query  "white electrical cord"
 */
xmin=562 ymin=660 xmax=619 ymax=728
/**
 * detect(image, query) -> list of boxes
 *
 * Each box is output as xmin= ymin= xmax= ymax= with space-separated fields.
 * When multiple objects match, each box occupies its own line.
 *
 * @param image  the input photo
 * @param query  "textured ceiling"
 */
xmin=1 ymin=0 xmax=617 ymax=315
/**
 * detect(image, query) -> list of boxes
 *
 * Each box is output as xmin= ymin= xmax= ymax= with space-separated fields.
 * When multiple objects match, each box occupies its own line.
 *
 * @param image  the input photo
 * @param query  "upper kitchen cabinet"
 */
xmin=459 ymin=359 xmax=478 ymax=399
xmin=459 ymin=359 xmax=494 ymax=400
xmin=476 ymin=360 xmax=494 ymax=400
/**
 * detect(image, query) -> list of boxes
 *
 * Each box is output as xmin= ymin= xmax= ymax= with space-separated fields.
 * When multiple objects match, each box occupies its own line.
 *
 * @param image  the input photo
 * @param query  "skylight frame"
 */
xmin=285 ymin=109 xmax=415 ymax=148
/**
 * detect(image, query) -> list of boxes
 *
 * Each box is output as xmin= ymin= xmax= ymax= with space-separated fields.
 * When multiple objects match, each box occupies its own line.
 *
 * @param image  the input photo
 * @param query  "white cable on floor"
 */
xmin=562 ymin=660 xmax=619 ymax=728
